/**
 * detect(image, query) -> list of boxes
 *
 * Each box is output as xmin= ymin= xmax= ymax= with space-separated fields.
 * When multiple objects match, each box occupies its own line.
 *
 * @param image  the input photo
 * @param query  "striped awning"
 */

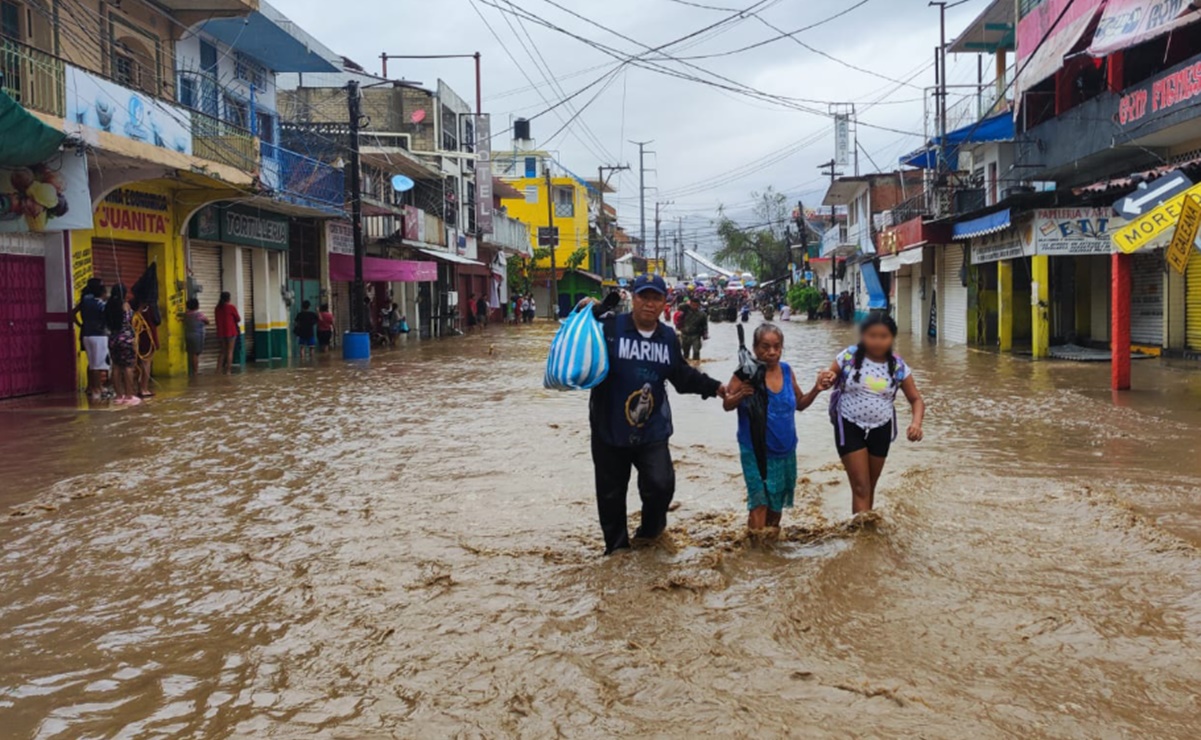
xmin=953 ymin=208 xmax=1011 ymax=240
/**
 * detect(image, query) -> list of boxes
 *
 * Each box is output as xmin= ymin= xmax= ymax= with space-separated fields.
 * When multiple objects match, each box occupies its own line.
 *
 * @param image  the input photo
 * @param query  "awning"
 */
xmin=196 ymin=3 xmax=339 ymax=73
xmin=949 ymin=0 xmax=1015 ymax=54
xmin=329 ymin=253 xmax=437 ymax=282
xmin=859 ymin=262 xmax=889 ymax=309
xmin=1015 ymin=1 xmax=1105 ymax=105
xmin=0 ymin=90 xmax=66 ymax=166
xmin=954 ymin=208 xmax=1012 ymax=240
xmin=900 ymin=112 xmax=1014 ymax=170
xmin=879 ymin=248 xmax=926 ymax=273
xmin=1089 ymin=0 xmax=1201 ymax=57
xmin=418 ymin=247 xmax=490 ymax=276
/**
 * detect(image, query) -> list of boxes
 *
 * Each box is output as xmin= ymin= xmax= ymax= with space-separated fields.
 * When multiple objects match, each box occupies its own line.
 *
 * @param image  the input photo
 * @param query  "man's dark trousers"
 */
xmin=592 ymin=438 xmax=675 ymax=554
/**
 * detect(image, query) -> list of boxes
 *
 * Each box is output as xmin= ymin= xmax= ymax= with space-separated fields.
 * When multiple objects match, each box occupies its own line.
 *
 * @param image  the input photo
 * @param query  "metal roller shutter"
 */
xmin=242 ymin=248 xmax=255 ymax=360
xmin=189 ymin=243 xmax=223 ymax=372
xmin=911 ymin=268 xmax=924 ymax=339
xmin=91 ymin=240 xmax=148 ymax=292
xmin=1186 ymin=249 xmax=1201 ymax=351
xmin=1130 ymin=250 xmax=1163 ymax=347
xmin=941 ymin=244 xmax=969 ymax=345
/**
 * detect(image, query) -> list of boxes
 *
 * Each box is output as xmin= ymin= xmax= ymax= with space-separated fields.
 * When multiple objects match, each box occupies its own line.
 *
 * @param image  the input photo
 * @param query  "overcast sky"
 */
xmin=279 ymin=0 xmax=994 ymax=253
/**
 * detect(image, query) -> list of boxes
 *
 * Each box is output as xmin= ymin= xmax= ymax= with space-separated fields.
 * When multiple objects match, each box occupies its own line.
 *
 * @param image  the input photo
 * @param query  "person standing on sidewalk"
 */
xmin=73 ymin=278 xmax=109 ymax=400
xmin=679 ymin=295 xmax=710 ymax=363
xmin=215 ymin=292 xmax=241 ymax=375
xmin=588 ymin=274 xmax=728 ymax=554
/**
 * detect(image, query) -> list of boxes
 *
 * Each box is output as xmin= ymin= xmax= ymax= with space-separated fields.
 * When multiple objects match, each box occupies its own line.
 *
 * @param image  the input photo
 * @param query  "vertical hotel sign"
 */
xmin=834 ymin=114 xmax=850 ymax=168
xmin=475 ymin=114 xmax=493 ymax=234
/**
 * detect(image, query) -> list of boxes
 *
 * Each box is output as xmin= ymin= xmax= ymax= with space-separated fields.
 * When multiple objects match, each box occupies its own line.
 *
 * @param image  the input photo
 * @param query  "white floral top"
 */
xmin=835 ymin=345 xmax=910 ymax=431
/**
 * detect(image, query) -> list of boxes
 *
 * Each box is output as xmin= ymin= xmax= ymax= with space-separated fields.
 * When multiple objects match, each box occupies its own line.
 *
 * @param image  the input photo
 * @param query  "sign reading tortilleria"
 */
xmin=1112 ymin=182 xmax=1201 ymax=253
xmin=1166 ymin=195 xmax=1201 ymax=275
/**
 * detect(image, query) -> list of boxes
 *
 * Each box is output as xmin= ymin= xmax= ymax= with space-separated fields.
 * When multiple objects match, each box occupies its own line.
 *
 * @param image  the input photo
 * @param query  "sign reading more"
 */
xmin=1112 ymin=182 xmax=1201 ymax=254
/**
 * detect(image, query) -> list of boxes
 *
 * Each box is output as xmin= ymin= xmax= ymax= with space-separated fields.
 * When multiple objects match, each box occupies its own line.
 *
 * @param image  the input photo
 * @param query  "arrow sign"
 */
xmin=1114 ymin=170 xmax=1193 ymax=219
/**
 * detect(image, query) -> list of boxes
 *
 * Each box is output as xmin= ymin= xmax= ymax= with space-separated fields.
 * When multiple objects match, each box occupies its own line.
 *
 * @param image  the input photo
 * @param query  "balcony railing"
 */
xmin=260 ymin=142 xmax=344 ymax=211
xmin=192 ymin=110 xmax=258 ymax=173
xmin=0 ymin=38 xmax=65 ymax=117
xmin=484 ymin=213 xmax=532 ymax=255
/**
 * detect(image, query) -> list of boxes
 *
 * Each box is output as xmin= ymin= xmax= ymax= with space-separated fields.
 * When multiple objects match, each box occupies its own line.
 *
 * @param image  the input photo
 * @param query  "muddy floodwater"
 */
xmin=3 ymin=318 xmax=1201 ymax=738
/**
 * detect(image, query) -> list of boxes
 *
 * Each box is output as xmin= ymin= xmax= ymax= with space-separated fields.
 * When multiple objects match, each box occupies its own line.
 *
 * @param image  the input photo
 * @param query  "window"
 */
xmin=463 ymin=117 xmax=475 ymax=153
xmin=113 ymin=52 xmax=138 ymax=88
xmin=233 ymin=52 xmax=266 ymax=89
xmin=1 ymin=1 xmax=21 ymax=40
xmin=112 ymin=37 xmax=156 ymax=94
xmin=524 ymin=185 xmax=538 ymax=204
xmin=524 ymin=157 xmax=537 ymax=178
xmin=178 ymin=76 xmax=195 ymax=108
xmin=223 ymin=95 xmax=248 ymax=129
xmin=441 ymin=105 xmax=458 ymax=152
xmin=987 ymin=162 xmax=998 ymax=205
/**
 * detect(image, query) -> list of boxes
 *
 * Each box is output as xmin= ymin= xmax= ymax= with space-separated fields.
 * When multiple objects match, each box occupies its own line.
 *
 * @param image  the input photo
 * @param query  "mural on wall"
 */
xmin=0 ymin=151 xmax=93 ymax=233
xmin=64 ymin=66 xmax=193 ymax=155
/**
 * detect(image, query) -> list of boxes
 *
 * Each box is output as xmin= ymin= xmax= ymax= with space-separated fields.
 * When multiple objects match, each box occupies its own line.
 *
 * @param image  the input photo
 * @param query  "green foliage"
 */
xmin=788 ymin=284 xmax=823 ymax=315
xmin=507 ymin=256 xmax=532 ymax=296
xmin=565 ymin=246 xmax=588 ymax=272
xmin=712 ymin=186 xmax=791 ymax=282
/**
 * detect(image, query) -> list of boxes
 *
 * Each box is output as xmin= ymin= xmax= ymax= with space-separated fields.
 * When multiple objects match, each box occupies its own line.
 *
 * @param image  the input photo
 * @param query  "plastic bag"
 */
xmin=544 ymin=304 xmax=610 ymax=391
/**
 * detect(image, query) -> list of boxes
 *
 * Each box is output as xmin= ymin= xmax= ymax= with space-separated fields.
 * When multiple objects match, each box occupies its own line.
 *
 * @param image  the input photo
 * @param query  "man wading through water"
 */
xmin=679 ymin=294 xmax=709 ymax=363
xmin=587 ymin=275 xmax=728 ymax=554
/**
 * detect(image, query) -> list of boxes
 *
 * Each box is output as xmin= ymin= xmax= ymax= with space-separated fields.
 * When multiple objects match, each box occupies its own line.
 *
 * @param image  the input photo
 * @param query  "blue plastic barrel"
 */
xmin=342 ymin=332 xmax=371 ymax=360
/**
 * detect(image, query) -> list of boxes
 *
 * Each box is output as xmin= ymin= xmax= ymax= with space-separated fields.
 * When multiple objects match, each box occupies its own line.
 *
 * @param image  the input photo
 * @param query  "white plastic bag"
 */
xmin=544 ymin=304 xmax=610 ymax=391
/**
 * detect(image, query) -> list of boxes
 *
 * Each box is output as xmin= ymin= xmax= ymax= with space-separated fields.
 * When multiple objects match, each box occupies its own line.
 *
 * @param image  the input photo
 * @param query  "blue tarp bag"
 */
xmin=544 ymin=304 xmax=610 ymax=391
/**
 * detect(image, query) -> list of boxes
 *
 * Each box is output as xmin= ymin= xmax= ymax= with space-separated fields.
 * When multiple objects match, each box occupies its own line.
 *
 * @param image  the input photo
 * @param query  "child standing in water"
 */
xmin=827 ymin=313 xmax=925 ymax=514
xmin=724 ymin=323 xmax=830 ymax=531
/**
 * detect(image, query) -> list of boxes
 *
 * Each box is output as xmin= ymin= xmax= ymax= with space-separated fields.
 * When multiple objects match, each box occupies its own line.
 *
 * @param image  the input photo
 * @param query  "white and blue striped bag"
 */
xmin=543 ymin=305 xmax=610 ymax=391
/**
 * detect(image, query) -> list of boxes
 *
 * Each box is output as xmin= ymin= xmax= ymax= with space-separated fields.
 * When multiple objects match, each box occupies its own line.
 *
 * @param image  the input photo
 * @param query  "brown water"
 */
xmin=3 ymin=319 xmax=1201 ymax=738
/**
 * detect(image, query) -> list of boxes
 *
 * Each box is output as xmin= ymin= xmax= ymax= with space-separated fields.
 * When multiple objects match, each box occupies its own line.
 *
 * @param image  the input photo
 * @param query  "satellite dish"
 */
xmin=410 ymin=109 xmax=426 ymax=124
xmin=391 ymin=174 xmax=415 ymax=193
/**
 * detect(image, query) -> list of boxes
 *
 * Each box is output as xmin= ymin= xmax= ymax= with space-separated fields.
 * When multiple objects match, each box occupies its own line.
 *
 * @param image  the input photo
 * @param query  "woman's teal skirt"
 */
xmin=739 ymin=446 xmax=797 ymax=513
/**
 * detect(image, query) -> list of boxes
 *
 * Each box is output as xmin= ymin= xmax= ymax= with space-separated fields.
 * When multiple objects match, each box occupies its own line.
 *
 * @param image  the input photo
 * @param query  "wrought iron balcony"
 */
xmin=260 ymin=141 xmax=344 ymax=212
xmin=191 ymin=110 xmax=258 ymax=173
xmin=0 ymin=38 xmax=65 ymax=117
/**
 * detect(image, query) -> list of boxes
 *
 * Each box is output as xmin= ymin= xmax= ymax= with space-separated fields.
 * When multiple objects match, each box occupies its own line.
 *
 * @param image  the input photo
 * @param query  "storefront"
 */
xmin=190 ymin=203 xmax=291 ymax=363
xmin=327 ymin=252 xmax=437 ymax=338
xmin=877 ymin=217 xmax=949 ymax=340
xmin=1187 ymin=249 xmax=1201 ymax=352
xmin=418 ymin=248 xmax=490 ymax=333
xmin=951 ymin=209 xmax=1016 ymax=347
xmin=1026 ymin=209 xmax=1118 ymax=349
xmin=75 ymin=182 xmax=188 ymax=381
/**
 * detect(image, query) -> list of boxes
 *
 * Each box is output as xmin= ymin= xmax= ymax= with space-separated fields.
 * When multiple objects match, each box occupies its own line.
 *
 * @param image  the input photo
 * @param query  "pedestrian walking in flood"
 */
xmin=294 ymin=300 xmax=319 ymax=360
xmin=317 ymin=304 xmax=335 ymax=352
xmin=679 ymin=294 xmax=709 ymax=363
xmin=215 ymin=291 xmax=241 ymax=375
xmin=183 ymin=298 xmax=209 ymax=376
xmin=105 ymin=283 xmax=140 ymax=406
xmin=826 ymin=313 xmax=925 ymax=514
xmin=73 ymin=278 xmax=109 ymax=400
xmin=524 ymin=295 xmax=536 ymax=324
xmin=587 ymin=274 xmax=728 ymax=554
xmin=723 ymin=323 xmax=831 ymax=532
xmin=476 ymin=294 xmax=489 ymax=331
xmin=466 ymin=293 xmax=478 ymax=333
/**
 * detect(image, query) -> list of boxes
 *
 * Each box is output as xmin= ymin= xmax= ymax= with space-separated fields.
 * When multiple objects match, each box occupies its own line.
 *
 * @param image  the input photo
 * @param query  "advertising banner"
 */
xmin=1024 ymin=208 xmax=1119 ymax=256
xmin=65 ymin=65 xmax=193 ymax=155
xmin=0 ymin=150 xmax=93 ymax=233
xmin=1090 ymin=0 xmax=1201 ymax=57
xmin=475 ymin=114 xmax=493 ymax=235
xmin=326 ymin=220 xmax=354 ymax=256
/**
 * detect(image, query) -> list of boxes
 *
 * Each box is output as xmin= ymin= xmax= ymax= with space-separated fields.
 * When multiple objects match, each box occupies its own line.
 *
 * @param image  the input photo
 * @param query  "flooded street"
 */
xmin=3 ymin=319 xmax=1201 ymax=738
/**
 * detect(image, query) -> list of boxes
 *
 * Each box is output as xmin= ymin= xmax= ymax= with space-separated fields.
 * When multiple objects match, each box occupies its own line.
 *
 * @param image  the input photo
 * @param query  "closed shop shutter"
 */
xmin=1130 ymin=250 xmax=1163 ymax=347
xmin=242 ymin=248 xmax=255 ymax=359
xmin=910 ymin=267 xmax=924 ymax=339
xmin=92 ymin=240 xmax=148 ymax=291
xmin=1186 ymin=249 xmax=1201 ymax=351
xmin=189 ymin=242 xmax=222 ymax=372
xmin=941 ymin=244 xmax=968 ymax=345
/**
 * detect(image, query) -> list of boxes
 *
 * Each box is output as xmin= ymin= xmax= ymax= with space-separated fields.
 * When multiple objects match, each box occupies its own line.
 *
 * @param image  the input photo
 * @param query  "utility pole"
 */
xmin=930 ymin=2 xmax=948 ymax=173
xmin=596 ymin=163 xmax=630 ymax=280
xmin=379 ymin=52 xmax=483 ymax=114
xmin=654 ymin=200 xmax=673 ymax=273
xmin=545 ymin=165 xmax=558 ymax=320
xmin=818 ymin=159 xmax=843 ymax=188
xmin=347 ymin=79 xmax=366 ymax=334
xmin=630 ymin=140 xmax=653 ymax=257
xmin=677 ymin=217 xmax=683 ymax=278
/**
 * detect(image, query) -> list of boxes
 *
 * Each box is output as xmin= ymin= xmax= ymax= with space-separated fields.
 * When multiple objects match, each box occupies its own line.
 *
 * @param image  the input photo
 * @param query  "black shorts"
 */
xmin=317 ymin=330 xmax=333 ymax=347
xmin=835 ymin=420 xmax=893 ymax=459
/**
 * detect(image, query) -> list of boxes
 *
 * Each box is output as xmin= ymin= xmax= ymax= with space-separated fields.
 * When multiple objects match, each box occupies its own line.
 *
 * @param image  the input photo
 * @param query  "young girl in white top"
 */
xmin=826 ymin=312 xmax=925 ymax=514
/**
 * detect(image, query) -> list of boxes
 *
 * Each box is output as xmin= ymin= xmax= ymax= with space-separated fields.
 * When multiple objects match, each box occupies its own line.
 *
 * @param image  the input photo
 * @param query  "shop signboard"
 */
xmin=0 ymin=151 xmax=93 ymax=233
xmin=475 ymin=114 xmax=493 ymax=234
xmin=971 ymin=227 xmax=1032 ymax=265
xmin=326 ymin=220 xmax=355 ymax=256
xmin=64 ymin=65 xmax=193 ymax=155
xmin=1165 ymin=195 xmax=1201 ymax=275
xmin=1025 ymin=208 xmax=1118 ymax=256
xmin=1112 ymin=182 xmax=1201 ymax=253
xmin=190 ymin=204 xmax=289 ymax=250
xmin=95 ymin=187 xmax=172 ymax=239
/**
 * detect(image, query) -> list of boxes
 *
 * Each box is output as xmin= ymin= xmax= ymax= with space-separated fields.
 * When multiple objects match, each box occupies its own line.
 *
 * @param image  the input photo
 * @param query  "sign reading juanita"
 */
xmin=0 ymin=151 xmax=93 ymax=233
xmin=1021 ymin=208 xmax=1119 ymax=256
xmin=96 ymin=188 xmax=171 ymax=236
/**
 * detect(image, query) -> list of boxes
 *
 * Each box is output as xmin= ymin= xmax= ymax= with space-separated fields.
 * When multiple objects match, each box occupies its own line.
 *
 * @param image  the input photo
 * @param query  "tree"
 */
xmin=712 ymin=187 xmax=792 ymax=282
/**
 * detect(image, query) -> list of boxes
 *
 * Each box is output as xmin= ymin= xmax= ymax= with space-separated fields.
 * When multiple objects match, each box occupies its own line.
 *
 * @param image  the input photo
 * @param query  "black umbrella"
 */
xmin=130 ymin=262 xmax=161 ymax=326
xmin=735 ymin=324 xmax=769 ymax=487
